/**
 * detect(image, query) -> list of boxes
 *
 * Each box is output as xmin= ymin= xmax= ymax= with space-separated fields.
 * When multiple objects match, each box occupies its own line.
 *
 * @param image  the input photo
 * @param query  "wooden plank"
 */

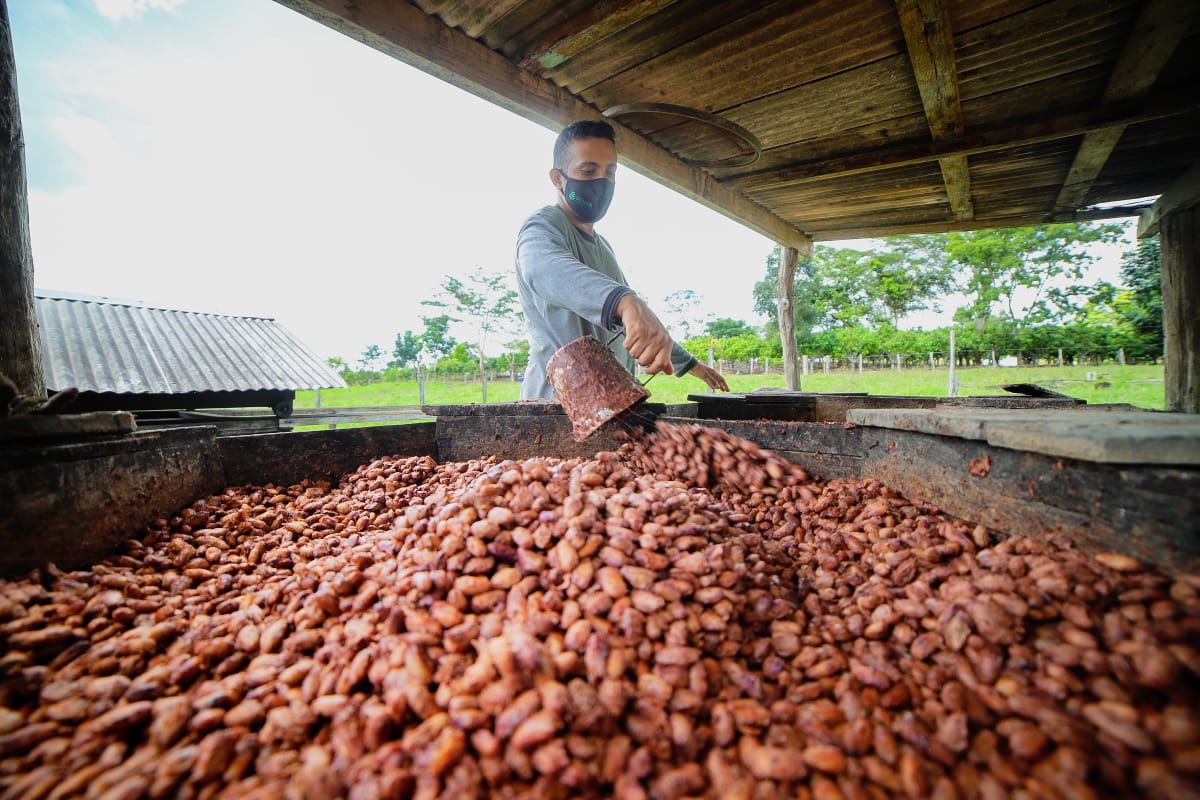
xmin=1139 ymin=160 xmax=1200 ymax=238
xmin=272 ymin=0 xmax=812 ymax=253
xmin=735 ymin=95 xmax=1195 ymax=190
xmin=0 ymin=411 xmax=135 ymax=441
xmin=938 ymin=154 xmax=975 ymax=220
xmin=584 ymin=0 xmax=903 ymax=118
xmin=859 ymin=426 xmax=1200 ymax=575
xmin=805 ymin=208 xmax=1146 ymax=240
xmin=846 ymin=406 xmax=1200 ymax=464
xmin=1052 ymin=0 xmax=1198 ymax=215
xmin=1 ymin=427 xmax=224 ymax=577
xmin=895 ymin=0 xmax=973 ymax=221
xmin=219 ymin=423 xmax=438 ymax=486
xmin=519 ymin=0 xmax=676 ymax=73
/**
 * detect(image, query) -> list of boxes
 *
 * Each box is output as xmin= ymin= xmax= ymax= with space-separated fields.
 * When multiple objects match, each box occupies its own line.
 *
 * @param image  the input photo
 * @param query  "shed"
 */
xmin=34 ymin=289 xmax=346 ymax=420
xmin=268 ymin=0 xmax=1200 ymax=411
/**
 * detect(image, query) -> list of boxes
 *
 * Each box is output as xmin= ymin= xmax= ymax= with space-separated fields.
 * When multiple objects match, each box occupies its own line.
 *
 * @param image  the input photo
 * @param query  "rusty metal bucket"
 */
xmin=547 ymin=335 xmax=650 ymax=441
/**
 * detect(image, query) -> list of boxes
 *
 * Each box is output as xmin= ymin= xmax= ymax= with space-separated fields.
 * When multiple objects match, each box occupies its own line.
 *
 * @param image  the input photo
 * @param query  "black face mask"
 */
xmin=560 ymin=175 xmax=615 ymax=223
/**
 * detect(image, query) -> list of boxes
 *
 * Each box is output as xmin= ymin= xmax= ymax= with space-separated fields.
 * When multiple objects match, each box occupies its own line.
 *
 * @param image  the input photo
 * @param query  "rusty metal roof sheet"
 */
xmin=35 ymin=290 xmax=347 ymax=394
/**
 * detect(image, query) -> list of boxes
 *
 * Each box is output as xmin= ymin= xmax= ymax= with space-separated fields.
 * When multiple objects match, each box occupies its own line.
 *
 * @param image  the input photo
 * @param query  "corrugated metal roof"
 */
xmin=35 ymin=290 xmax=347 ymax=394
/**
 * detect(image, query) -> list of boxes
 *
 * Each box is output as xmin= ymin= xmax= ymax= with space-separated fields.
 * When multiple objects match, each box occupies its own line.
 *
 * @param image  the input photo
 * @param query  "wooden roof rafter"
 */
xmin=895 ymin=0 xmax=973 ymax=222
xmin=1053 ymin=0 xmax=1200 ymax=216
xmin=276 ymin=0 xmax=812 ymax=253
xmin=517 ymin=0 xmax=676 ymax=74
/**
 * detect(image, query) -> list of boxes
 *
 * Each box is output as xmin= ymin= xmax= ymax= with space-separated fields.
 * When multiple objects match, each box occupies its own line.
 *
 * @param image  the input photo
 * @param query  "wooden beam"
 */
xmin=272 ymin=0 xmax=812 ymax=253
xmin=895 ymin=0 xmax=973 ymax=220
xmin=1160 ymin=206 xmax=1200 ymax=413
xmin=518 ymin=0 xmax=676 ymax=73
xmin=1053 ymin=0 xmax=1199 ymax=215
xmin=0 ymin=0 xmax=44 ymax=399
xmin=776 ymin=247 xmax=800 ymax=391
xmin=809 ymin=206 xmax=1148 ymax=241
xmin=737 ymin=94 xmax=1197 ymax=191
xmin=1139 ymin=160 xmax=1200 ymax=239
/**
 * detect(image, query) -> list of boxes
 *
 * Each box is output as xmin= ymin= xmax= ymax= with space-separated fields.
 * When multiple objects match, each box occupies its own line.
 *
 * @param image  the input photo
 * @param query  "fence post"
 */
xmin=1117 ymin=347 xmax=1126 ymax=366
xmin=824 ymin=356 xmax=830 ymax=375
xmin=315 ymin=388 xmax=322 ymax=409
xmin=1058 ymin=348 xmax=1064 ymax=367
xmin=764 ymin=356 xmax=769 ymax=374
xmin=949 ymin=330 xmax=958 ymax=397
xmin=857 ymin=353 xmax=863 ymax=375
xmin=802 ymin=355 xmax=809 ymax=375
xmin=929 ymin=352 xmax=934 ymax=370
xmin=991 ymin=349 xmax=997 ymax=367
xmin=418 ymin=363 xmax=426 ymax=406
xmin=707 ymin=347 xmax=715 ymax=368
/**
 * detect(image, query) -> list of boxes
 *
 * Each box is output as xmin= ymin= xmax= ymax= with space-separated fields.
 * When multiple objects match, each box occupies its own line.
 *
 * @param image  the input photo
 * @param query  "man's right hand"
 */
xmin=616 ymin=294 xmax=674 ymax=375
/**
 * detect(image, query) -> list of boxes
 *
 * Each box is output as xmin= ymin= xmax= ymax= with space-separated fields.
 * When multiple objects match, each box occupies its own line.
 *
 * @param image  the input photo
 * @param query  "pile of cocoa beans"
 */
xmin=1 ymin=422 xmax=1197 ymax=800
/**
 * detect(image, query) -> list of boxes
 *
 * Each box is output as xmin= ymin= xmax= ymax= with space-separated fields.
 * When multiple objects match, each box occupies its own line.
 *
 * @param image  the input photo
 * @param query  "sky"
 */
xmin=9 ymin=0 xmax=1139 ymax=365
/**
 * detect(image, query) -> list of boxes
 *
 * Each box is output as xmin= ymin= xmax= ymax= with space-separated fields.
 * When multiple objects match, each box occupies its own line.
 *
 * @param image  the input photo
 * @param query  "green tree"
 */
xmin=423 ymin=270 xmax=520 ymax=402
xmin=706 ymin=318 xmax=754 ymax=338
xmin=1116 ymin=237 xmax=1162 ymax=360
xmin=358 ymin=344 xmax=384 ymax=379
xmin=873 ymin=234 xmax=954 ymax=327
xmin=946 ymin=222 xmax=1124 ymax=324
xmin=419 ymin=314 xmax=457 ymax=359
xmin=661 ymin=289 xmax=709 ymax=340
xmin=390 ymin=330 xmax=422 ymax=369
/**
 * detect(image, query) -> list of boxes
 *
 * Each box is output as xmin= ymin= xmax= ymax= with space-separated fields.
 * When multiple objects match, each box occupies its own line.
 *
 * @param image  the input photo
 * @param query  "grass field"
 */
xmin=296 ymin=363 xmax=1165 ymax=412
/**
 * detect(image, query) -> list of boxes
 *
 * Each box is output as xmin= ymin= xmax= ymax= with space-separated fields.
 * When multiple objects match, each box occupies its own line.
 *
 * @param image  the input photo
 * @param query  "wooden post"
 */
xmin=707 ymin=346 xmax=714 ymax=368
xmin=776 ymin=246 xmax=801 ymax=391
xmin=1162 ymin=206 xmax=1199 ymax=412
xmin=0 ymin=1 xmax=44 ymax=398
xmin=1058 ymin=347 xmax=1064 ymax=367
xmin=1117 ymin=347 xmax=1125 ymax=366
xmin=948 ymin=329 xmax=958 ymax=397
xmin=857 ymin=353 xmax=863 ymax=375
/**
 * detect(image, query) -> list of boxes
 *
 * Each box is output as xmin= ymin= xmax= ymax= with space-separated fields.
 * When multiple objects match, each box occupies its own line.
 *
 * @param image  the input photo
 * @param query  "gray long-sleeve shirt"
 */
xmin=515 ymin=205 xmax=696 ymax=400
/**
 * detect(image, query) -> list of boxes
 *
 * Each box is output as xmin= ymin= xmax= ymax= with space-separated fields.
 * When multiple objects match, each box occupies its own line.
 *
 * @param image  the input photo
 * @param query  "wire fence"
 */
xmin=711 ymin=346 xmax=1156 ymax=376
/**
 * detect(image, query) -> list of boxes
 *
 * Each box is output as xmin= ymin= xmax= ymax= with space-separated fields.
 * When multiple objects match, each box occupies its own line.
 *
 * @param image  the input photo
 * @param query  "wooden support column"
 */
xmin=0 ymin=0 xmax=43 ymax=398
xmin=777 ymin=246 xmax=800 ymax=392
xmin=1161 ymin=205 xmax=1200 ymax=413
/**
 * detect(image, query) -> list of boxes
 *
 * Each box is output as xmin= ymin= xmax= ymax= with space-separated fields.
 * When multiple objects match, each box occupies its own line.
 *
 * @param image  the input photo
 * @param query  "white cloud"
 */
xmin=93 ymin=0 xmax=184 ymax=21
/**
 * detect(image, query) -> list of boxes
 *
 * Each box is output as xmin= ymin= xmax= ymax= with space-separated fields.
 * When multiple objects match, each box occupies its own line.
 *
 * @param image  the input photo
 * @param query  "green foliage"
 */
xmin=358 ymin=344 xmax=384 ymax=373
xmin=946 ymin=222 xmax=1125 ymax=323
xmin=662 ymin=289 xmax=709 ymax=340
xmin=390 ymin=330 xmax=422 ymax=369
xmin=751 ymin=246 xmax=821 ymax=337
xmin=706 ymin=318 xmax=754 ymax=338
xmin=1115 ymin=237 xmax=1163 ymax=360
xmin=419 ymin=314 xmax=457 ymax=358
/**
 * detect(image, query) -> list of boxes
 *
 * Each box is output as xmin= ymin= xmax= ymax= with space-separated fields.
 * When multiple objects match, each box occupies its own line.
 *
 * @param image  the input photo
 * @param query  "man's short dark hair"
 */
xmin=554 ymin=120 xmax=616 ymax=170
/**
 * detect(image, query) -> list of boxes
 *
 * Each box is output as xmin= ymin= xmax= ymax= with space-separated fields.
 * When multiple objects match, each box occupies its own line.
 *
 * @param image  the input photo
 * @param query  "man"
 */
xmin=515 ymin=119 xmax=730 ymax=401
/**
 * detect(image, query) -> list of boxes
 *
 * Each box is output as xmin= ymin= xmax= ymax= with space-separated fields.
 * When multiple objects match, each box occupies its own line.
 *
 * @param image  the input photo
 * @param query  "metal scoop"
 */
xmin=547 ymin=334 xmax=651 ymax=441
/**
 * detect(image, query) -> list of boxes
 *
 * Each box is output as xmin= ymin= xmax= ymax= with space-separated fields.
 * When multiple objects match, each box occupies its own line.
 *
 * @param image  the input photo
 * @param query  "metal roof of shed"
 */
xmin=35 ymin=290 xmax=347 ymax=395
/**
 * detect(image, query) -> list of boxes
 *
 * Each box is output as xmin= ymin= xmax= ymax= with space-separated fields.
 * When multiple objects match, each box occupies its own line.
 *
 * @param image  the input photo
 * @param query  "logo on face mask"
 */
xmin=561 ymin=177 xmax=614 ymax=223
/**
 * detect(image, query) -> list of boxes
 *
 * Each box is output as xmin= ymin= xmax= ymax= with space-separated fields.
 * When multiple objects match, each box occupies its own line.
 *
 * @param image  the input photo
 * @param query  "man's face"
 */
xmin=554 ymin=136 xmax=618 ymax=187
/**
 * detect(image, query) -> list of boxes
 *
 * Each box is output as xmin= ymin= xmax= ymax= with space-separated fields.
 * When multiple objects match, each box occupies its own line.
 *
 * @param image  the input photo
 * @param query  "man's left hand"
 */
xmin=688 ymin=363 xmax=729 ymax=392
